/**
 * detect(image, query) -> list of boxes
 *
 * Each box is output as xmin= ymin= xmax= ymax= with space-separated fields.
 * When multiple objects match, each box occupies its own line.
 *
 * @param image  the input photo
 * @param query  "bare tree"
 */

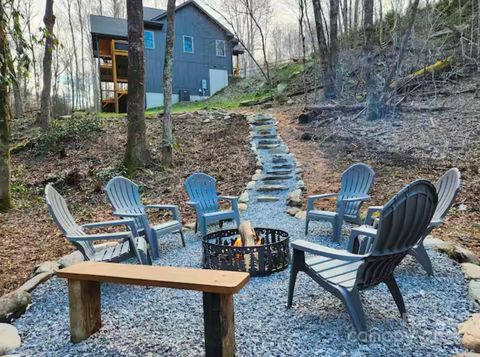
xmin=39 ymin=0 xmax=55 ymax=131
xmin=162 ymin=0 xmax=176 ymax=168
xmin=76 ymin=0 xmax=86 ymax=109
xmin=363 ymin=0 xmax=381 ymax=120
xmin=66 ymin=0 xmax=78 ymax=110
xmin=23 ymin=0 xmax=40 ymax=106
xmin=311 ymin=0 xmax=340 ymax=99
xmin=111 ymin=0 xmax=126 ymax=18
xmin=124 ymin=0 xmax=150 ymax=169
xmin=0 ymin=1 xmax=12 ymax=211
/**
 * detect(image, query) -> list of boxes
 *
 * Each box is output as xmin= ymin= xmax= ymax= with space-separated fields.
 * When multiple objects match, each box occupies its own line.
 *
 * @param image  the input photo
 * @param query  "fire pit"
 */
xmin=202 ymin=226 xmax=289 ymax=277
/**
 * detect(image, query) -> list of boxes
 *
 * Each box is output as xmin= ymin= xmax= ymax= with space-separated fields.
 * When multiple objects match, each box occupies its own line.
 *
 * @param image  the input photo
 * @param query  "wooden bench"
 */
xmin=57 ymin=262 xmax=250 ymax=356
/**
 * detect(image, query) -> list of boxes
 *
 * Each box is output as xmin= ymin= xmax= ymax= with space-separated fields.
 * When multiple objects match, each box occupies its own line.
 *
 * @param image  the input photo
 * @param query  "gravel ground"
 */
xmin=13 ymin=115 xmax=476 ymax=356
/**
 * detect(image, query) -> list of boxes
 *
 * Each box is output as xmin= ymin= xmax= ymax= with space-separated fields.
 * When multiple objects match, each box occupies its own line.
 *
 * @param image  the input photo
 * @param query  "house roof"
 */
xmin=151 ymin=0 xmax=234 ymax=38
xmin=91 ymin=1 xmax=234 ymax=41
xmin=143 ymin=6 xmax=165 ymax=21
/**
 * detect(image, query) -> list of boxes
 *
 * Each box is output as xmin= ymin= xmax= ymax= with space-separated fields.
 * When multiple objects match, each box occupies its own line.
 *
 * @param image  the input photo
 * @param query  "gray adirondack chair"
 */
xmin=184 ymin=173 xmax=241 ymax=237
xmin=305 ymin=163 xmax=375 ymax=241
xmin=288 ymin=180 xmax=438 ymax=335
xmin=45 ymin=185 xmax=151 ymax=265
xmin=359 ymin=168 xmax=461 ymax=276
xmin=105 ymin=176 xmax=185 ymax=260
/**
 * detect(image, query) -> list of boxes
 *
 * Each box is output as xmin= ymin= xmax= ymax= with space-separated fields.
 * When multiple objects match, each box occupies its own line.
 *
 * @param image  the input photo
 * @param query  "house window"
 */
xmin=216 ymin=40 xmax=226 ymax=57
xmin=145 ymin=31 xmax=155 ymax=49
xmin=183 ymin=35 xmax=194 ymax=53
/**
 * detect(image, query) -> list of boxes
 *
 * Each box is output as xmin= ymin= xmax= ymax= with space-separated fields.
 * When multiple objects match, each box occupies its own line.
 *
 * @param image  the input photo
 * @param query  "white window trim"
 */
xmin=216 ymin=40 xmax=226 ymax=57
xmin=145 ymin=30 xmax=155 ymax=49
xmin=183 ymin=35 xmax=194 ymax=54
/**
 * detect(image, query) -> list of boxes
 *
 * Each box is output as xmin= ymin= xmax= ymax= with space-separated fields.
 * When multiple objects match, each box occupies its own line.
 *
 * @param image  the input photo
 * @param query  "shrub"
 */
xmin=36 ymin=115 xmax=104 ymax=154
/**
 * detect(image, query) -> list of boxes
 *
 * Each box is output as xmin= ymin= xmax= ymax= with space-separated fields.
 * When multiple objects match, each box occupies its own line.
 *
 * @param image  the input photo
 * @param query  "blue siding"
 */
xmin=144 ymin=3 xmax=234 ymax=97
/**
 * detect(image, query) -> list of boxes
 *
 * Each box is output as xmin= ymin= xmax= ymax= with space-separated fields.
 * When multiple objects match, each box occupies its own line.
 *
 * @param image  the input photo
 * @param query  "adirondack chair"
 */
xmin=305 ymin=163 xmax=375 ymax=241
xmin=358 ymin=168 xmax=461 ymax=276
xmin=184 ymin=173 xmax=241 ymax=237
xmin=105 ymin=176 xmax=185 ymax=260
xmin=288 ymin=180 xmax=438 ymax=335
xmin=45 ymin=185 xmax=151 ymax=265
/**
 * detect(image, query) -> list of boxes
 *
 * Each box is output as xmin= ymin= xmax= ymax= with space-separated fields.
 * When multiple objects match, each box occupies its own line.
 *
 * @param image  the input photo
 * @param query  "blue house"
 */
xmin=90 ymin=0 xmax=243 ymax=113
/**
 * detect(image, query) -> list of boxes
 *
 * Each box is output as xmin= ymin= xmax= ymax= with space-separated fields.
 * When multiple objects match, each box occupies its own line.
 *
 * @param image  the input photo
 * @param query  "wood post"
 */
xmin=203 ymin=292 xmax=235 ymax=357
xmin=67 ymin=280 xmax=102 ymax=343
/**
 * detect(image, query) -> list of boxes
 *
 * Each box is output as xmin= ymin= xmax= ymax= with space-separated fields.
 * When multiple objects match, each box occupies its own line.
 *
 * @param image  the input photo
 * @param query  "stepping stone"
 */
xmin=256 ymin=185 xmax=289 ymax=192
xmin=257 ymin=144 xmax=280 ymax=150
xmin=258 ymin=139 xmax=280 ymax=145
xmin=267 ymin=170 xmax=292 ymax=175
xmin=255 ymin=124 xmax=275 ymax=131
xmin=262 ymin=176 xmax=292 ymax=181
xmin=268 ymin=147 xmax=287 ymax=155
xmin=272 ymin=164 xmax=294 ymax=170
xmin=257 ymin=196 xmax=280 ymax=202
xmin=253 ymin=134 xmax=277 ymax=139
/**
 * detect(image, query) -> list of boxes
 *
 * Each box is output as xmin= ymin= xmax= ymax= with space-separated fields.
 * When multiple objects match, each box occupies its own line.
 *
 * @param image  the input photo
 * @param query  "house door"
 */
xmin=209 ymin=69 xmax=228 ymax=96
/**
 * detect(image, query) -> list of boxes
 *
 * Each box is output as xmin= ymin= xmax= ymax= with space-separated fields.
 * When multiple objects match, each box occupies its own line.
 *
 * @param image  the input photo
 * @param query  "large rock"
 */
xmin=239 ymin=191 xmax=249 ymax=203
xmin=183 ymin=221 xmax=197 ymax=231
xmin=423 ymin=237 xmax=453 ymax=250
xmin=285 ymin=207 xmax=301 ymax=217
xmin=0 ymin=323 xmax=21 ymax=355
xmin=441 ymin=246 xmax=480 ymax=265
xmin=469 ymin=280 xmax=480 ymax=303
xmin=57 ymin=251 xmax=84 ymax=268
xmin=286 ymin=189 xmax=303 ymax=207
xmin=18 ymin=272 xmax=52 ymax=293
xmin=238 ymin=203 xmax=248 ymax=212
xmin=459 ymin=314 xmax=480 ymax=352
xmin=34 ymin=261 xmax=60 ymax=275
xmin=0 ymin=290 xmax=31 ymax=323
xmin=461 ymin=263 xmax=480 ymax=280
xmin=295 ymin=210 xmax=307 ymax=220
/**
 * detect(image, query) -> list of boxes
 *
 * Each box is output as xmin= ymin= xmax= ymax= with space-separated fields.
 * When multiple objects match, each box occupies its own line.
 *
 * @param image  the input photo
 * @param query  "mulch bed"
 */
xmin=273 ymin=78 xmax=480 ymax=258
xmin=0 ymin=111 xmax=255 ymax=295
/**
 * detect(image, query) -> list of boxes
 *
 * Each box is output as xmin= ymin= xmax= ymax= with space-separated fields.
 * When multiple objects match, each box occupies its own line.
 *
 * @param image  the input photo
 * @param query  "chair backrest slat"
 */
xmin=105 ymin=177 xmax=145 ymax=229
xmin=357 ymin=180 xmax=437 ymax=289
xmin=184 ymin=173 xmax=220 ymax=213
xmin=45 ymin=185 xmax=95 ymax=259
xmin=338 ymin=163 xmax=375 ymax=217
xmin=433 ymin=168 xmax=461 ymax=222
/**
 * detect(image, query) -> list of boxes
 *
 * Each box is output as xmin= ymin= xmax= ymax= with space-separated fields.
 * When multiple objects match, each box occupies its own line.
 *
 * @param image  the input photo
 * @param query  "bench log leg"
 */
xmin=67 ymin=279 xmax=102 ymax=343
xmin=203 ymin=292 xmax=235 ymax=357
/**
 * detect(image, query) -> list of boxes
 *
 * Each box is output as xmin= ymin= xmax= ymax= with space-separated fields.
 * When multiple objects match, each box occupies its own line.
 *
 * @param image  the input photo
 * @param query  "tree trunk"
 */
xmin=311 ymin=0 xmax=331 ymax=99
xmin=124 ymin=0 xmax=150 ymax=170
xmin=76 ymin=0 xmax=86 ymax=109
xmin=12 ymin=76 xmax=23 ymax=119
xmin=0 ymin=5 xmax=12 ymax=211
xmin=161 ymin=0 xmax=176 ymax=169
xmin=67 ymin=1 xmax=78 ymax=111
xmin=39 ymin=0 xmax=55 ymax=132
xmin=326 ymin=0 xmax=339 ymax=99
xmin=362 ymin=0 xmax=382 ymax=120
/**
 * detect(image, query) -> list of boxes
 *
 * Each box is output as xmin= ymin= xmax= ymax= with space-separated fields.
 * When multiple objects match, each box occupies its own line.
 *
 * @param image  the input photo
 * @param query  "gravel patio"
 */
xmin=12 ymin=115 xmax=477 ymax=356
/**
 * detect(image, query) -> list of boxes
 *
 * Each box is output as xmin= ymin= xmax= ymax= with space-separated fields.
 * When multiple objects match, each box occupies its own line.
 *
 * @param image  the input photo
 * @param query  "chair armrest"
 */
xmin=291 ymin=240 xmax=366 ymax=262
xmin=364 ymin=205 xmax=384 ymax=225
xmin=186 ymin=201 xmax=199 ymax=207
xmin=342 ymin=195 xmax=370 ymax=202
xmin=67 ymin=231 xmax=132 ymax=242
xmin=307 ymin=193 xmax=338 ymax=211
xmin=219 ymin=195 xmax=239 ymax=212
xmin=113 ymin=210 xmax=144 ymax=218
xmin=219 ymin=195 xmax=238 ymax=202
xmin=347 ymin=225 xmax=377 ymax=253
xmin=81 ymin=219 xmax=136 ymax=230
xmin=145 ymin=204 xmax=181 ymax=221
